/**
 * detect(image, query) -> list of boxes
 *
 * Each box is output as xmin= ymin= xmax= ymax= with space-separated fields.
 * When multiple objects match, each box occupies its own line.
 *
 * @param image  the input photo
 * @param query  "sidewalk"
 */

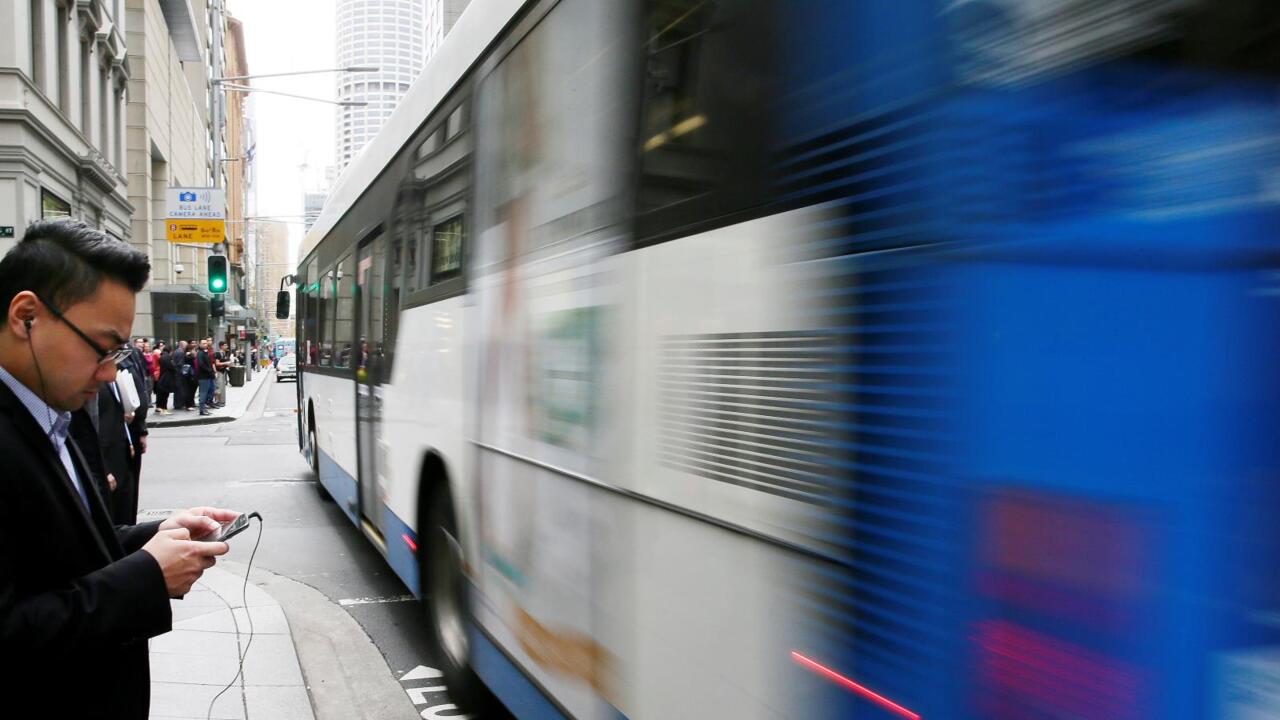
xmin=149 ymin=565 xmax=315 ymax=720
xmin=150 ymin=366 xmax=273 ymax=427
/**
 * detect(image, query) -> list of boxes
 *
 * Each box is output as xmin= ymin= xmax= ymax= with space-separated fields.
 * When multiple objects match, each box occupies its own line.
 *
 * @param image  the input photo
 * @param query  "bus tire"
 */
xmin=419 ymin=479 xmax=491 ymax=714
xmin=310 ymin=424 xmax=331 ymax=501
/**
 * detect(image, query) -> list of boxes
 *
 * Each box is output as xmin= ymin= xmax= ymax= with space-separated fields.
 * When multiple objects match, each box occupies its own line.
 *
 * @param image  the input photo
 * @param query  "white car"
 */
xmin=275 ymin=353 xmax=297 ymax=382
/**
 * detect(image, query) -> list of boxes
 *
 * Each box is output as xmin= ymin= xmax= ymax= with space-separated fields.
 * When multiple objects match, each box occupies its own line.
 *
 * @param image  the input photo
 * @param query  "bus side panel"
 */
xmin=307 ymin=371 xmax=359 ymax=525
xmin=609 ymin=209 xmax=839 ymax=720
xmin=380 ymin=295 xmax=471 ymax=594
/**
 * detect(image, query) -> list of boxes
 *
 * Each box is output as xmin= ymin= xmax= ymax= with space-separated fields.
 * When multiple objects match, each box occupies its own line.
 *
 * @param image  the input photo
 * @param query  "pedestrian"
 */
xmin=121 ymin=342 xmax=150 ymax=495
xmin=194 ymin=338 xmax=216 ymax=416
xmin=174 ymin=340 xmax=194 ymax=410
xmin=96 ymin=379 xmax=137 ymax=525
xmin=155 ymin=344 xmax=175 ymax=414
xmin=141 ymin=339 xmax=157 ymax=406
xmin=214 ymin=340 xmax=231 ymax=407
xmin=0 ymin=219 xmax=235 ymax=718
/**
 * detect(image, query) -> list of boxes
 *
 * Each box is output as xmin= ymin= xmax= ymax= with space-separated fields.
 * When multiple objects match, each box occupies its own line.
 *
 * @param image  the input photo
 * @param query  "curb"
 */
xmin=152 ymin=412 xmax=236 ymax=427
xmin=151 ymin=371 xmax=273 ymax=428
xmin=220 ymin=561 xmax=420 ymax=720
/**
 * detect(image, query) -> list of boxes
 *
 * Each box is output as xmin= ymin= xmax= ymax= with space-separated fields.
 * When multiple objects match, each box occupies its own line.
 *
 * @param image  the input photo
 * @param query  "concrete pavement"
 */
xmin=148 ymin=563 xmax=314 ymax=720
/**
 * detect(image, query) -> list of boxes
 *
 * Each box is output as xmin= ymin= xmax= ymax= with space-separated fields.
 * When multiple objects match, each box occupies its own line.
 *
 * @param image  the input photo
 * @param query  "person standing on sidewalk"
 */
xmin=140 ymin=339 xmax=157 ymax=407
xmin=94 ymin=379 xmax=136 ymax=524
xmin=122 ymin=343 xmax=149 ymax=493
xmin=0 ymin=219 xmax=236 ymax=719
xmin=154 ymin=345 xmax=175 ymax=415
xmin=213 ymin=340 xmax=231 ymax=408
xmin=171 ymin=340 xmax=190 ymax=411
xmin=194 ymin=338 xmax=217 ymax=416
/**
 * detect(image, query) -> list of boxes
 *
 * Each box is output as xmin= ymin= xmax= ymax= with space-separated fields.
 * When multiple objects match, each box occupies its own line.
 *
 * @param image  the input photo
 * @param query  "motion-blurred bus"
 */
xmin=295 ymin=1 xmax=1280 ymax=717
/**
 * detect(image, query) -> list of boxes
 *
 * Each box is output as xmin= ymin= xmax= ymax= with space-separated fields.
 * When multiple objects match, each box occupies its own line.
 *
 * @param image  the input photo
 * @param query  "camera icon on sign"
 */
xmin=179 ymin=191 xmax=197 ymax=202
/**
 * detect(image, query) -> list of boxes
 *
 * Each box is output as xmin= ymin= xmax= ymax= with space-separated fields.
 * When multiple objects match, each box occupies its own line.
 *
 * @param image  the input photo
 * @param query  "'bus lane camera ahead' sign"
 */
xmin=165 ymin=188 xmax=225 ymax=244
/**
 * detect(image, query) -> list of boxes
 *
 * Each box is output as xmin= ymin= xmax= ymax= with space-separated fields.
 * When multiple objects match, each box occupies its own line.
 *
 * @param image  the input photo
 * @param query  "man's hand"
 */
xmin=159 ymin=507 xmax=240 ymax=541
xmin=140 ymin=528 xmax=229 ymax=597
xmin=140 ymin=435 xmax=148 ymax=454
xmin=106 ymin=473 xmax=117 ymax=492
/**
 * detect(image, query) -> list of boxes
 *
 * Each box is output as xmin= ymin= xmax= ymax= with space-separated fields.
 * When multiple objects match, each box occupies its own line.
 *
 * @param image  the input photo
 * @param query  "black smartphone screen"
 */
xmin=209 ymin=514 xmax=250 ymax=542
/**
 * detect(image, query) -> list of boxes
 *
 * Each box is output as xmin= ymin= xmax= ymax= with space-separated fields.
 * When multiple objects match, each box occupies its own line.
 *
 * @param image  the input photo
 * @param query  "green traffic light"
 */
xmin=212 ymin=278 xmax=225 ymax=291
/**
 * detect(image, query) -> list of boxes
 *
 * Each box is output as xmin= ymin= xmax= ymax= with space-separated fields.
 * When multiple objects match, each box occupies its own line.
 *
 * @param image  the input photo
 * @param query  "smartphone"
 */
xmin=201 ymin=514 xmax=251 ymax=542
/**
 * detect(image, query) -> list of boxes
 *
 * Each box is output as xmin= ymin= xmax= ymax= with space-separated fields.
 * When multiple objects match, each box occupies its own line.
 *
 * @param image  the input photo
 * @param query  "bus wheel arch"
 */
xmin=415 ymin=453 xmax=490 ymax=712
xmin=309 ymin=402 xmax=329 ymax=500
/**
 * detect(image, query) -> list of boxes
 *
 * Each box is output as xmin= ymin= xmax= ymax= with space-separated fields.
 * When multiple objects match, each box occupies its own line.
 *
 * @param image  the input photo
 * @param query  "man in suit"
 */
xmin=121 ymin=343 xmax=150 ymax=495
xmin=0 ymin=219 xmax=235 ymax=718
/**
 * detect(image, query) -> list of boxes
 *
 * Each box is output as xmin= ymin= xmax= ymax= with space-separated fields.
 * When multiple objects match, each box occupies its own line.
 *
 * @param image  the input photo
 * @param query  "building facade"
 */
xmin=303 ymin=190 xmax=326 ymax=233
xmin=123 ymin=0 xmax=252 ymax=344
xmin=221 ymin=13 xmax=257 ymax=342
xmin=0 ymin=0 xmax=132 ymax=257
xmin=335 ymin=0 xmax=426 ymax=169
xmin=254 ymin=219 xmax=291 ymax=339
xmin=425 ymin=0 xmax=471 ymax=60
xmin=123 ymin=0 xmax=217 ymax=342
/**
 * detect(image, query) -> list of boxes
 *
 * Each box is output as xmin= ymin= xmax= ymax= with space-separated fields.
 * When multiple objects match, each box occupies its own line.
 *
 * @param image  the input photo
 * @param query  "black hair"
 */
xmin=0 ymin=219 xmax=150 ymax=314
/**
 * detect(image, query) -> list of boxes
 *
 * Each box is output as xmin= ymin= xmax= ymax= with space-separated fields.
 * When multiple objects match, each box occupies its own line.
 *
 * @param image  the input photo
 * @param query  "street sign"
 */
xmin=0 ymin=227 xmax=13 ymax=238
xmin=166 ymin=220 xmax=224 ymax=243
xmin=165 ymin=187 xmax=225 ymax=244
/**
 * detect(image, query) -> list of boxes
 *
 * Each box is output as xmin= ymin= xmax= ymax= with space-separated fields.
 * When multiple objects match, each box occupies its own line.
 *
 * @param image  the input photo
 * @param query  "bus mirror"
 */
xmin=276 ymin=291 xmax=291 ymax=320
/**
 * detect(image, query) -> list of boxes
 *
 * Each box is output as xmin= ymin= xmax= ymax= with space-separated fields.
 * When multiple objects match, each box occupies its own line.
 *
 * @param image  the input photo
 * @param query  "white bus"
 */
xmin=295 ymin=1 xmax=1280 ymax=719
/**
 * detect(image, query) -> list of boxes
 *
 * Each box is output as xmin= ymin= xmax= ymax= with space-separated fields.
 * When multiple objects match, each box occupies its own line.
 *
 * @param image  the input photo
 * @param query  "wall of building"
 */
xmin=256 ymin=220 xmax=292 ymax=338
xmin=125 ymin=0 xmax=228 ymax=338
xmin=0 ymin=0 xmax=132 ymax=257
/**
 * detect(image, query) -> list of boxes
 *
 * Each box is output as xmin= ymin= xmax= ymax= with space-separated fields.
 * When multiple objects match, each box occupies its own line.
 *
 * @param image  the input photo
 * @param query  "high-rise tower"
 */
xmin=335 ymin=0 xmax=427 ymax=169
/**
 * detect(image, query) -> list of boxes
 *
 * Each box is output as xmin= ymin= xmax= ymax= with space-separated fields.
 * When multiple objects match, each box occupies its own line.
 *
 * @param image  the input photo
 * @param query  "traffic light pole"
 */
xmin=210 ymin=0 xmax=228 ymax=348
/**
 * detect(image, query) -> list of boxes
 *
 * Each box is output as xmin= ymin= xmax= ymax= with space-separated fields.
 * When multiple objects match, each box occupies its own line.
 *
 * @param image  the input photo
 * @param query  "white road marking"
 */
xmin=337 ymin=594 xmax=416 ymax=607
xmin=419 ymin=705 xmax=467 ymax=719
xmin=401 ymin=666 xmax=443 ymax=682
xmin=400 ymin=666 xmax=466 ymax=719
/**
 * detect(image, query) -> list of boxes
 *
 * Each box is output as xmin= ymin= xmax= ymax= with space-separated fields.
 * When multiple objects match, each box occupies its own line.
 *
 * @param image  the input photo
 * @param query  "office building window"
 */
xmin=41 ymin=190 xmax=71 ymax=219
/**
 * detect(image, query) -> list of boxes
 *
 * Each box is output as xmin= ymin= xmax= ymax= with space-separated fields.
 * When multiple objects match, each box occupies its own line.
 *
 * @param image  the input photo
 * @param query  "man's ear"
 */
xmin=8 ymin=291 xmax=39 ymax=340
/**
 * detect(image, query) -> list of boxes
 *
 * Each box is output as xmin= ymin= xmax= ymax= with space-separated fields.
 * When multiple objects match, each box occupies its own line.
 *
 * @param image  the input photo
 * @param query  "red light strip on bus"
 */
xmin=402 ymin=533 xmax=417 ymax=553
xmin=791 ymin=651 xmax=921 ymax=720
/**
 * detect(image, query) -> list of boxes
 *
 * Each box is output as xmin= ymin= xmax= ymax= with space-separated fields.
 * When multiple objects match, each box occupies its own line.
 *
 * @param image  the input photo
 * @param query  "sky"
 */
xmin=226 ymin=0 xmax=338 ymax=266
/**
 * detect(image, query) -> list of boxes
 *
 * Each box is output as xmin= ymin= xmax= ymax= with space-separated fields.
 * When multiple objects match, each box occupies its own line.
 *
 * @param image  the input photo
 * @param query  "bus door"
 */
xmin=355 ymin=232 xmax=387 ymax=538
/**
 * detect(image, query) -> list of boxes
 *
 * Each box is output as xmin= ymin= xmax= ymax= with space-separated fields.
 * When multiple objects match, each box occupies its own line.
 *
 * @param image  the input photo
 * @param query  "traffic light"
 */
xmin=207 ymin=254 xmax=228 ymax=294
xmin=210 ymin=295 xmax=225 ymax=318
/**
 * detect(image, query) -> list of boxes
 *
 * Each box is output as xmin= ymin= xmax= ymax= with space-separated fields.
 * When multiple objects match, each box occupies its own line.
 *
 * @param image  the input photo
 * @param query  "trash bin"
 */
xmin=228 ymin=365 xmax=246 ymax=387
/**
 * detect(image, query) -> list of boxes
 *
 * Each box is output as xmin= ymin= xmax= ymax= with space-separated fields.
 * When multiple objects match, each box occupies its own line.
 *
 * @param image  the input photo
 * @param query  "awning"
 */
xmin=223 ymin=300 xmax=251 ymax=322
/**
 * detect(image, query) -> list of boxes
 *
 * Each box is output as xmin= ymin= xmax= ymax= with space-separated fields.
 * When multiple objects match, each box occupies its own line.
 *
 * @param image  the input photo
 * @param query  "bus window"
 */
xmin=430 ymin=216 xmax=463 ymax=284
xmin=333 ymin=253 xmax=355 ymax=369
xmin=304 ymin=258 xmax=319 ymax=366
xmin=319 ymin=261 xmax=334 ymax=367
xmin=636 ymin=0 xmax=777 ymax=243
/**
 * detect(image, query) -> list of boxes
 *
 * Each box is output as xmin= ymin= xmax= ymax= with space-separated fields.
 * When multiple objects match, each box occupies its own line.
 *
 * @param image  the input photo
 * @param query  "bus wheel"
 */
xmin=310 ymin=425 xmax=331 ymax=501
xmin=420 ymin=481 xmax=490 ymax=713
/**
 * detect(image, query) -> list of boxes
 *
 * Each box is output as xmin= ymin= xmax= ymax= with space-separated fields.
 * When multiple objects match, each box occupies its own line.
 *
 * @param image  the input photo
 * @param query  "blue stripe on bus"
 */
xmin=469 ymin=622 xmax=569 ymax=720
xmin=317 ymin=449 xmax=358 ymax=526
xmin=380 ymin=505 xmax=420 ymax=597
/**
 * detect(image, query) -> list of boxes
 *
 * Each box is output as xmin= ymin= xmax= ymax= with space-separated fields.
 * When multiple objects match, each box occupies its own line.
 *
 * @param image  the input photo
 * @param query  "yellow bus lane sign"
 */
xmin=166 ymin=219 xmax=225 ymax=244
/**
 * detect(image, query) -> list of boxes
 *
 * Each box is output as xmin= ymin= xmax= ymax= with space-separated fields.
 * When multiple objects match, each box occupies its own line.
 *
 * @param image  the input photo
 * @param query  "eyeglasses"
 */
xmin=34 ymin=294 xmax=133 ymax=366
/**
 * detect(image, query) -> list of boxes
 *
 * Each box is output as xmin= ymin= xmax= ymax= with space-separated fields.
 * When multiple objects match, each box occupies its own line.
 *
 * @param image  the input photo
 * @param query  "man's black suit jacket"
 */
xmin=96 ymin=382 xmax=138 ymax=525
xmin=0 ymin=378 xmax=171 ymax=718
